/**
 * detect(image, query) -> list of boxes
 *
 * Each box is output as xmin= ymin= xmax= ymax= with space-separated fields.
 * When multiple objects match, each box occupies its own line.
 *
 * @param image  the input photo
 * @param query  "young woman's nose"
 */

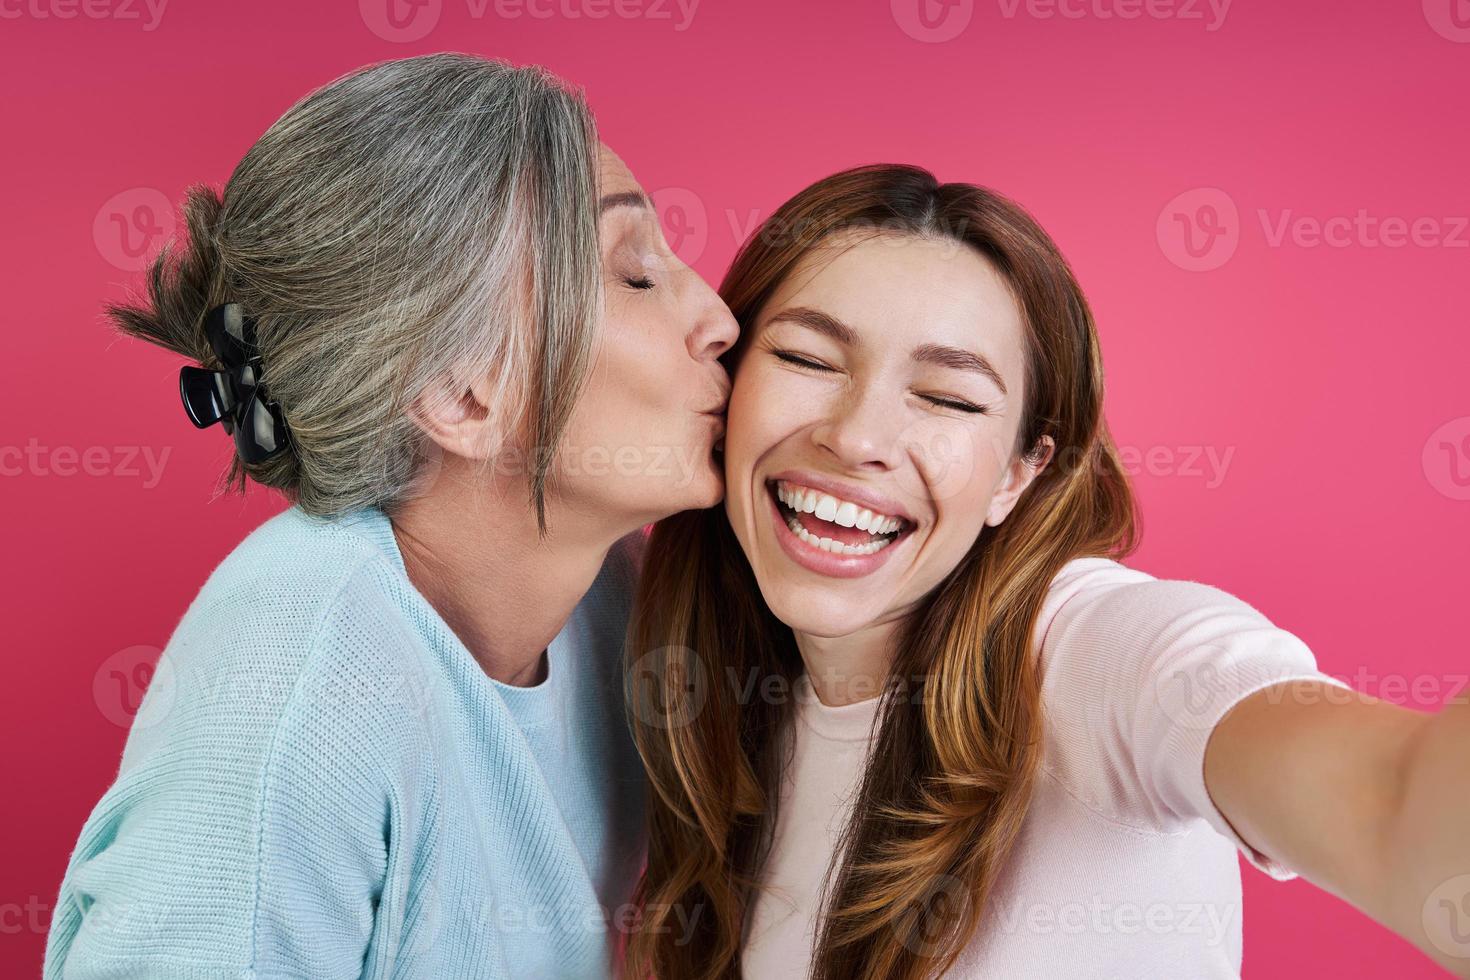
xmin=810 ymin=385 xmax=908 ymax=471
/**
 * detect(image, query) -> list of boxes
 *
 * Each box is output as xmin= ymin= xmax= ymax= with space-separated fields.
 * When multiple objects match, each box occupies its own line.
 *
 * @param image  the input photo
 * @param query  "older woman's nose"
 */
xmin=685 ymin=282 xmax=739 ymax=362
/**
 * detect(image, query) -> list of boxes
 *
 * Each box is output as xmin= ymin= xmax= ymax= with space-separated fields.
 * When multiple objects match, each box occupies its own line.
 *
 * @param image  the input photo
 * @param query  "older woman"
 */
xmin=45 ymin=54 xmax=736 ymax=979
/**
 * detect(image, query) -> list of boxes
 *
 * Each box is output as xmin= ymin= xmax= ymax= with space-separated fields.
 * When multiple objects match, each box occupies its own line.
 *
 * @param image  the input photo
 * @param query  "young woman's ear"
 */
xmin=986 ymin=434 xmax=1054 ymax=527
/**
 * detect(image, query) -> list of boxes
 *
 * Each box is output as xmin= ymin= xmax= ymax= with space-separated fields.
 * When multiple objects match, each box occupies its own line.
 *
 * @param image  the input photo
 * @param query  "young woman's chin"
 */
xmin=741 ymin=503 xmax=924 ymax=638
xmin=750 ymin=547 xmax=914 ymax=640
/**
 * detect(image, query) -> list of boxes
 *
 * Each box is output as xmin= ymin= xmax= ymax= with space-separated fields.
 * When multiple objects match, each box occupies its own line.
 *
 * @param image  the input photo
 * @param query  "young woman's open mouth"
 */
xmin=764 ymin=473 xmax=917 ymax=579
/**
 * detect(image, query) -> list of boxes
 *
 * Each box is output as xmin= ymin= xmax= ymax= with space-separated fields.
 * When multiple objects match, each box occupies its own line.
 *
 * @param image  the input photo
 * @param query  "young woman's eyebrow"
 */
xmin=767 ymin=306 xmax=859 ymax=346
xmin=769 ymin=306 xmax=1008 ymax=396
xmin=913 ymin=342 xmax=1008 ymax=396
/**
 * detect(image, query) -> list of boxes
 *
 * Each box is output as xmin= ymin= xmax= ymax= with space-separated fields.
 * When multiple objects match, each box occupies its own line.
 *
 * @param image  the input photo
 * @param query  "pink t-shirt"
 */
xmin=741 ymin=557 xmax=1351 ymax=978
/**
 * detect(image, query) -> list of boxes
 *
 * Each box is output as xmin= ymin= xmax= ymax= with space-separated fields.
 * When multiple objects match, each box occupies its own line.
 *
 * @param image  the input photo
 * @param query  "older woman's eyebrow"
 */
xmin=599 ymin=191 xmax=650 ymax=215
xmin=913 ymin=342 xmax=1008 ymax=396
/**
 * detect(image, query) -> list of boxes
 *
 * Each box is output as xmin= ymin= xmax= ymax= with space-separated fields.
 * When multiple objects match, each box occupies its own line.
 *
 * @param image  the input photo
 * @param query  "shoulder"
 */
xmin=1033 ymin=557 xmax=1336 ymax=834
xmin=1033 ymin=556 xmax=1302 ymax=676
xmin=1034 ymin=558 xmax=1320 ymax=742
xmin=119 ymin=507 xmax=435 ymax=786
xmin=49 ymin=516 xmax=429 ymax=974
xmin=1030 ymin=555 xmax=1155 ymax=648
xmin=193 ymin=506 xmax=398 ymax=618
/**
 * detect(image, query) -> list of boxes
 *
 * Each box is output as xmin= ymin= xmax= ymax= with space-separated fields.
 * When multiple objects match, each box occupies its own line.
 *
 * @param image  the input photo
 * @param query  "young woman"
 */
xmin=45 ymin=54 xmax=737 ymax=979
xmin=625 ymin=165 xmax=1470 ymax=979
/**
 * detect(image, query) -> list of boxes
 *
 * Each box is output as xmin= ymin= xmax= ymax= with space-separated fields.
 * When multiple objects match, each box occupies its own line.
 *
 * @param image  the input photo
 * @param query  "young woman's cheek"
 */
xmin=930 ymin=426 xmax=1015 ymax=540
xmin=726 ymin=366 xmax=794 ymax=524
xmin=756 ymin=370 xmax=828 ymax=456
xmin=883 ymin=413 xmax=973 ymax=511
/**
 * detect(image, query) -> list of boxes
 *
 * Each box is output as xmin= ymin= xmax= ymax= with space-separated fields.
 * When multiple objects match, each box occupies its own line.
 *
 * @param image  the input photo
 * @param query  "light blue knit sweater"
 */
xmin=44 ymin=506 xmax=647 ymax=979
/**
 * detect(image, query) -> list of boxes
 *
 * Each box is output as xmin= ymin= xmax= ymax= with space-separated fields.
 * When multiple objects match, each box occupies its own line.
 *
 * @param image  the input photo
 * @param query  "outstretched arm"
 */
xmin=1205 ymin=680 xmax=1470 ymax=977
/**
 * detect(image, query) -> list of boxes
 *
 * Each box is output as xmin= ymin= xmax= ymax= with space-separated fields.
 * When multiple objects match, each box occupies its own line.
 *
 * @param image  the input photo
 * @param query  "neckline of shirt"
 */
xmin=330 ymin=505 xmax=569 ymax=727
xmin=794 ymin=672 xmax=883 ymax=743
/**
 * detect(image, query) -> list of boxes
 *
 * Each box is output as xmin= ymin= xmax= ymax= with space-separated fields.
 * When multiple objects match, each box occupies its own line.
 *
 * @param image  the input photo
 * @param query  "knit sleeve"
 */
xmin=1037 ymin=573 xmax=1353 ymax=881
xmin=44 ymin=567 xmax=428 ymax=980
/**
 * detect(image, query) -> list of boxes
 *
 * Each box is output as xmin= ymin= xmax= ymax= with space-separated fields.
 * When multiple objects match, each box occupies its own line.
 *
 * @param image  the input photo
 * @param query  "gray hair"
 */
xmin=111 ymin=53 xmax=600 ymax=527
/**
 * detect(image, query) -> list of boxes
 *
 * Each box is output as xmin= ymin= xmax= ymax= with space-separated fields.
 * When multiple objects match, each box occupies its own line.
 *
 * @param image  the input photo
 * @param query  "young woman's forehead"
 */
xmin=766 ymin=235 xmax=1022 ymax=347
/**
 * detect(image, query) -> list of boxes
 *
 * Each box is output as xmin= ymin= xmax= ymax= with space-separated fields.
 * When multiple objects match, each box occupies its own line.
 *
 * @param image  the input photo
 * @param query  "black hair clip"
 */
xmin=179 ymin=303 xmax=291 ymax=464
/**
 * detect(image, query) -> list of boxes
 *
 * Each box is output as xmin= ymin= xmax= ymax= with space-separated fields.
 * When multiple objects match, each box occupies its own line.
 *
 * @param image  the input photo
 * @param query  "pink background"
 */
xmin=2 ymin=0 xmax=1468 ymax=975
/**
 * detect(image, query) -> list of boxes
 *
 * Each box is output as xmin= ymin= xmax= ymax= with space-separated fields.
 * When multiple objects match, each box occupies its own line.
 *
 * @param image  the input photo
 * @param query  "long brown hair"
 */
xmin=624 ymin=164 xmax=1140 ymax=979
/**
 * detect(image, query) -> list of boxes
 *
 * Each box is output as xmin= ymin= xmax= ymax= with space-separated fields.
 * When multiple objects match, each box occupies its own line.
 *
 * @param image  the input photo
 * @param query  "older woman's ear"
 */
xmin=408 ymin=367 xmax=517 ymax=463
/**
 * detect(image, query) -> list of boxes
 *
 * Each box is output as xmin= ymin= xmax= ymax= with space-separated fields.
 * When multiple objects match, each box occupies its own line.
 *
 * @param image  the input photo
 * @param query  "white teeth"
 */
xmin=784 ymin=513 xmax=893 ymax=556
xmin=814 ymin=494 xmax=838 ymax=522
xmin=773 ymin=480 xmax=908 ymax=554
